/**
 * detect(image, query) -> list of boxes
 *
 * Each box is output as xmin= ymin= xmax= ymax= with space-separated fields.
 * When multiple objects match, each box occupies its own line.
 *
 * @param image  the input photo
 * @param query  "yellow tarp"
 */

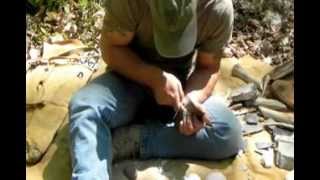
xmin=27 ymin=55 xmax=290 ymax=180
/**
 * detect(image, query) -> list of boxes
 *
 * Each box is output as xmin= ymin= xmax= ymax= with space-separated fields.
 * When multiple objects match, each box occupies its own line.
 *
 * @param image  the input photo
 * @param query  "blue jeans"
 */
xmin=69 ymin=71 xmax=243 ymax=180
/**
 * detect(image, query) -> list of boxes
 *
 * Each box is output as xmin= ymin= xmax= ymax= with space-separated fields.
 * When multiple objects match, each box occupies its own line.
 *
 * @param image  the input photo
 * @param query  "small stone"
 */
xmin=48 ymin=34 xmax=64 ymax=43
xmin=245 ymin=113 xmax=259 ymax=125
xmin=261 ymin=149 xmax=273 ymax=168
xmin=243 ymin=99 xmax=255 ymax=107
xmin=222 ymin=47 xmax=233 ymax=58
xmin=26 ymin=141 xmax=42 ymax=165
xmin=248 ymin=18 xmax=260 ymax=28
xmin=260 ymin=40 xmax=273 ymax=56
xmin=255 ymin=141 xmax=272 ymax=150
xmin=239 ymin=163 xmax=248 ymax=172
xmin=231 ymin=83 xmax=258 ymax=103
xmin=205 ymin=172 xmax=226 ymax=180
xmin=275 ymin=134 xmax=294 ymax=170
xmin=64 ymin=22 xmax=77 ymax=34
xmin=230 ymin=103 xmax=243 ymax=110
xmin=242 ymin=123 xmax=263 ymax=136
xmin=263 ymin=10 xmax=282 ymax=32
xmin=263 ymin=57 xmax=273 ymax=65
xmin=286 ymin=170 xmax=294 ymax=180
xmin=184 ymin=173 xmax=201 ymax=180
xmin=93 ymin=9 xmax=105 ymax=30
xmin=280 ymin=36 xmax=289 ymax=47
xmin=29 ymin=47 xmax=41 ymax=60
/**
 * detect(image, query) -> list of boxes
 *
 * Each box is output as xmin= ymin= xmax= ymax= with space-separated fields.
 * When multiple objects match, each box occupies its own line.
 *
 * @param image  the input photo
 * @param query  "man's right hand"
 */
xmin=152 ymin=72 xmax=184 ymax=110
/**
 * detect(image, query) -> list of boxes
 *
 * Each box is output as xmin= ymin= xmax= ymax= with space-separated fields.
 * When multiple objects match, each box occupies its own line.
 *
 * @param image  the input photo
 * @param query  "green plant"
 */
xmin=28 ymin=0 xmax=68 ymax=10
xmin=79 ymin=0 xmax=89 ymax=9
xmin=28 ymin=0 xmax=43 ymax=7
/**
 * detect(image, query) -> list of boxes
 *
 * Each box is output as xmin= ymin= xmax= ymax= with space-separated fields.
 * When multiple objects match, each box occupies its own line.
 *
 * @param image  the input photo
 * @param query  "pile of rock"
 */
xmin=227 ymin=60 xmax=294 ymax=171
xmin=225 ymin=0 xmax=294 ymax=66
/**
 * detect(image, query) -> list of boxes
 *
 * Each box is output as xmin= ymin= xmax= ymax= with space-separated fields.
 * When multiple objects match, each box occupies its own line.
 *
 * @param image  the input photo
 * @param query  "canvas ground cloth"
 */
xmin=26 ymin=54 xmax=289 ymax=180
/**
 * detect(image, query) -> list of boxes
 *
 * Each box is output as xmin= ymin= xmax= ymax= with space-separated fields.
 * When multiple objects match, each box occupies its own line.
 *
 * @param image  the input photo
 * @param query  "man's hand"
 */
xmin=152 ymin=72 xmax=184 ymax=110
xmin=178 ymin=94 xmax=210 ymax=136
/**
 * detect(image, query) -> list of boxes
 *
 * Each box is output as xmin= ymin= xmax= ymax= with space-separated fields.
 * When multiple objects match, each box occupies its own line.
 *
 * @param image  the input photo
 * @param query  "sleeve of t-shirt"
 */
xmin=102 ymin=0 xmax=143 ymax=32
xmin=198 ymin=0 xmax=234 ymax=55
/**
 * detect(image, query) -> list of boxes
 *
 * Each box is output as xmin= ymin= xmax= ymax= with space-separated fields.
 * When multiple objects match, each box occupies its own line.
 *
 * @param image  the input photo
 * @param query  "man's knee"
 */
xmin=201 ymin=96 xmax=243 ymax=159
xmin=202 ymin=124 xmax=243 ymax=160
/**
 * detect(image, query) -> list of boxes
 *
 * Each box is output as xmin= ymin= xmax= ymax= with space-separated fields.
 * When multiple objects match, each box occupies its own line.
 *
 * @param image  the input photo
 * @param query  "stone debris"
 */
xmin=230 ymin=0 xmax=293 ymax=65
xmin=242 ymin=123 xmax=263 ymax=136
xmin=244 ymin=113 xmax=259 ymax=125
xmin=286 ymin=170 xmax=294 ymax=180
xmin=274 ymin=134 xmax=294 ymax=170
xmin=184 ymin=173 xmax=201 ymax=180
xmin=239 ymin=163 xmax=248 ymax=172
xmin=261 ymin=149 xmax=274 ymax=168
xmin=234 ymin=107 xmax=257 ymax=116
xmin=205 ymin=172 xmax=227 ymax=180
xmin=230 ymin=83 xmax=258 ymax=103
xmin=230 ymin=103 xmax=243 ymax=110
xmin=255 ymin=142 xmax=273 ymax=150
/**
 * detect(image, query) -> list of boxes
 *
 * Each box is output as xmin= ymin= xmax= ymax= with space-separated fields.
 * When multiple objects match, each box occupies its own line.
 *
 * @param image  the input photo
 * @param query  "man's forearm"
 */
xmin=101 ymin=44 xmax=163 ymax=89
xmin=185 ymin=68 xmax=220 ymax=103
xmin=185 ymin=51 xmax=221 ymax=103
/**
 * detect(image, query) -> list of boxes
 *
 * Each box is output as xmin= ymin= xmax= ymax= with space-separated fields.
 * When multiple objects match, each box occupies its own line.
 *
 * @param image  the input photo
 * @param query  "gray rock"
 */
xmin=184 ymin=173 xmax=201 ymax=180
xmin=261 ymin=149 xmax=273 ymax=168
xmin=275 ymin=134 xmax=294 ymax=170
xmin=26 ymin=141 xmax=42 ymax=165
xmin=260 ymin=40 xmax=273 ymax=56
xmin=286 ymin=170 xmax=294 ymax=180
xmin=255 ymin=141 xmax=272 ymax=150
xmin=242 ymin=123 xmax=263 ymax=136
xmin=231 ymin=83 xmax=258 ymax=103
xmin=245 ymin=113 xmax=259 ymax=125
xmin=263 ymin=10 xmax=282 ymax=32
xmin=205 ymin=172 xmax=226 ymax=180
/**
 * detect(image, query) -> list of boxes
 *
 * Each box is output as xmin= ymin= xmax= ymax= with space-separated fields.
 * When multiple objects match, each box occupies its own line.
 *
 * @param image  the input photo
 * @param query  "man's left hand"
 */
xmin=178 ymin=94 xmax=210 ymax=136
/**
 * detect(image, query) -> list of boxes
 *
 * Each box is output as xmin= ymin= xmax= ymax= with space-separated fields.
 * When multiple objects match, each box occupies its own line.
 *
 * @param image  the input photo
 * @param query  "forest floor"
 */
xmin=26 ymin=0 xmax=294 ymax=66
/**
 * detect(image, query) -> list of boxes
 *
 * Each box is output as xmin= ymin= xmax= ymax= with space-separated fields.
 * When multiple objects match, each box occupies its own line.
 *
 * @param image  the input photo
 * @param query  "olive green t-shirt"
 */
xmin=102 ymin=0 xmax=234 ymax=81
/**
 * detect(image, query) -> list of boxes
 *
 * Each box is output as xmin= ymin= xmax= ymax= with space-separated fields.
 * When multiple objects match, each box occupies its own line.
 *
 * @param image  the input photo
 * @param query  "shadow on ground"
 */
xmin=41 ymin=121 xmax=235 ymax=180
xmin=43 ymin=124 xmax=72 ymax=180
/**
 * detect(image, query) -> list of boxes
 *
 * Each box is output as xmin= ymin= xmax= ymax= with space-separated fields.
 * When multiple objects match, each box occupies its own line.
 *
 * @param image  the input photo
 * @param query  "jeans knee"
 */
xmin=202 ymin=114 xmax=243 ymax=159
xmin=203 ymin=132 xmax=242 ymax=160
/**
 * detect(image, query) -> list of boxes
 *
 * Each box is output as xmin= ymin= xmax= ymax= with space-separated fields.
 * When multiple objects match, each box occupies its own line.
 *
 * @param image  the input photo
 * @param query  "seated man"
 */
xmin=68 ymin=0 xmax=243 ymax=179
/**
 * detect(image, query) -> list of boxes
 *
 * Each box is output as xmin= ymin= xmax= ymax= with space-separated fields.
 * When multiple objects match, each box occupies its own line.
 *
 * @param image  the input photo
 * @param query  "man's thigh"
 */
xmin=71 ymin=70 xmax=149 ymax=129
